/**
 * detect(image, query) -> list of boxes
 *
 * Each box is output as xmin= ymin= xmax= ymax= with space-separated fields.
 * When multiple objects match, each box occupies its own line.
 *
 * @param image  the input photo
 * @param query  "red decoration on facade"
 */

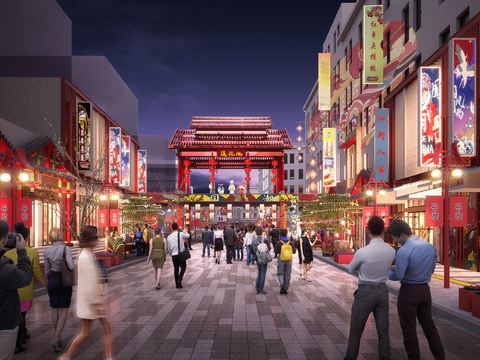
xmin=98 ymin=209 xmax=108 ymax=227
xmin=272 ymin=168 xmax=278 ymax=174
xmin=362 ymin=206 xmax=374 ymax=227
xmin=450 ymin=196 xmax=468 ymax=227
xmin=244 ymin=158 xmax=251 ymax=165
xmin=184 ymin=160 xmax=191 ymax=166
xmin=184 ymin=168 xmax=190 ymax=174
xmin=272 ymin=160 xmax=278 ymax=166
xmin=426 ymin=196 xmax=444 ymax=227
xmin=245 ymin=176 xmax=251 ymax=182
xmin=245 ymin=168 xmax=251 ymax=174
xmin=272 ymin=177 xmax=278 ymax=183
xmin=209 ymin=158 xmax=216 ymax=165
xmin=110 ymin=209 xmax=120 ymax=227
xmin=209 ymin=176 xmax=216 ymax=182
xmin=0 ymin=198 xmax=13 ymax=228
xmin=16 ymin=198 xmax=32 ymax=227
xmin=209 ymin=168 xmax=215 ymax=173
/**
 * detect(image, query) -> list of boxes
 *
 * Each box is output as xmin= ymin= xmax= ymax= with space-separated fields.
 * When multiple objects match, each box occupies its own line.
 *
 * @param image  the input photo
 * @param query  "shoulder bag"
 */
xmin=61 ymin=246 xmax=77 ymax=287
xmin=178 ymin=231 xmax=191 ymax=262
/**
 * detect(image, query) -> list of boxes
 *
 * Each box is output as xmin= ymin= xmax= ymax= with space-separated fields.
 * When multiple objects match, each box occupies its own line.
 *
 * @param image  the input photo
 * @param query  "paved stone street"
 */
xmin=15 ymin=243 xmax=480 ymax=360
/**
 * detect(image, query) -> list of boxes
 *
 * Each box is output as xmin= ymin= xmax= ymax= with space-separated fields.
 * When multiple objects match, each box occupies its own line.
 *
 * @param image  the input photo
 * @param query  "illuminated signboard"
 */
xmin=109 ymin=127 xmax=121 ymax=183
xmin=374 ymin=109 xmax=389 ymax=181
xmin=418 ymin=66 xmax=442 ymax=166
xmin=121 ymin=135 xmax=130 ymax=187
xmin=77 ymin=102 xmax=92 ymax=170
xmin=138 ymin=150 xmax=147 ymax=193
xmin=363 ymin=5 xmax=384 ymax=84
xmin=323 ymin=128 xmax=336 ymax=187
xmin=451 ymin=38 xmax=476 ymax=156
xmin=318 ymin=53 xmax=330 ymax=111
xmin=218 ymin=149 xmax=246 ymax=157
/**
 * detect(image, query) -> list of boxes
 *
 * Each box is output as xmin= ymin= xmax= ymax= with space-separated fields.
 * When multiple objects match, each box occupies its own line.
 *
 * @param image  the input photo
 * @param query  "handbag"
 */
xmin=61 ymin=246 xmax=77 ymax=287
xmin=178 ymin=231 xmax=191 ymax=261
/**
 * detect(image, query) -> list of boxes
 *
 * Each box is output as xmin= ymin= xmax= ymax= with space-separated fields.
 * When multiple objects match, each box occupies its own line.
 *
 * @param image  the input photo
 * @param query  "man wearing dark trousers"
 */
xmin=201 ymin=226 xmax=212 ymax=257
xmin=166 ymin=222 xmax=190 ymax=289
xmin=223 ymin=224 xmax=237 ymax=264
xmin=269 ymin=225 xmax=280 ymax=258
xmin=387 ymin=219 xmax=445 ymax=360
xmin=344 ymin=216 xmax=395 ymax=360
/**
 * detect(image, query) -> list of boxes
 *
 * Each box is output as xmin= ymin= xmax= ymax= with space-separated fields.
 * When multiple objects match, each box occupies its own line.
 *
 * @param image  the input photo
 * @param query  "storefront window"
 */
xmin=405 ymin=211 xmax=433 ymax=244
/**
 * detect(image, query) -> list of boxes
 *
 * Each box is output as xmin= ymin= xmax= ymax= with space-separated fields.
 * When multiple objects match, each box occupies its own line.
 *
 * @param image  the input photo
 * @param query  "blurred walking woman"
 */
xmin=213 ymin=225 xmax=224 ymax=264
xmin=147 ymin=228 xmax=167 ymax=290
xmin=300 ymin=229 xmax=314 ymax=282
xmin=43 ymin=228 xmax=75 ymax=352
xmin=60 ymin=226 xmax=112 ymax=360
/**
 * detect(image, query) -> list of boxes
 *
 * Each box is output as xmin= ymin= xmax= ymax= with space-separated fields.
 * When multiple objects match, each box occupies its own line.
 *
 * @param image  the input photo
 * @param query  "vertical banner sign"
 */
xmin=98 ymin=209 xmax=108 ymax=227
xmin=451 ymin=38 xmax=476 ymax=156
xmin=121 ymin=136 xmax=131 ymax=187
xmin=77 ymin=102 xmax=92 ymax=170
xmin=450 ymin=196 xmax=468 ymax=227
xmin=323 ymin=128 xmax=336 ymax=187
xmin=318 ymin=53 xmax=331 ymax=110
xmin=362 ymin=206 xmax=374 ymax=227
xmin=377 ymin=206 xmax=390 ymax=226
xmin=110 ymin=209 xmax=120 ymax=227
xmin=138 ymin=150 xmax=147 ymax=193
xmin=16 ymin=198 xmax=32 ymax=227
xmin=426 ymin=196 xmax=444 ymax=227
xmin=0 ymin=198 xmax=13 ymax=228
xmin=280 ymin=203 xmax=287 ymax=229
xmin=109 ymin=127 xmax=121 ymax=183
xmin=374 ymin=109 xmax=389 ymax=181
xmin=418 ymin=66 xmax=442 ymax=166
xmin=363 ymin=5 xmax=384 ymax=84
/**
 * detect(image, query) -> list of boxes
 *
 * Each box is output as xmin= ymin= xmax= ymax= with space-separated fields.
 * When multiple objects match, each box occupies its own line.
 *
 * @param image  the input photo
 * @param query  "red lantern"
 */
xmin=209 ymin=158 xmax=216 ymax=165
xmin=209 ymin=168 xmax=215 ymax=173
xmin=184 ymin=160 xmax=191 ymax=167
xmin=209 ymin=176 xmax=216 ymax=182
xmin=272 ymin=168 xmax=278 ymax=174
xmin=272 ymin=177 xmax=278 ymax=183
xmin=184 ymin=168 xmax=191 ymax=174
xmin=245 ymin=176 xmax=251 ymax=182
xmin=184 ymin=177 xmax=190 ymax=183
xmin=245 ymin=168 xmax=251 ymax=174
xmin=245 ymin=158 xmax=251 ymax=165
xmin=272 ymin=160 xmax=278 ymax=166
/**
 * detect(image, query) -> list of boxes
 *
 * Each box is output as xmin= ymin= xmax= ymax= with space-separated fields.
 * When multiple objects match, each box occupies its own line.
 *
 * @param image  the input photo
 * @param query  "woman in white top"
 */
xmin=244 ymin=226 xmax=255 ymax=265
xmin=213 ymin=225 xmax=224 ymax=264
xmin=60 ymin=226 xmax=112 ymax=360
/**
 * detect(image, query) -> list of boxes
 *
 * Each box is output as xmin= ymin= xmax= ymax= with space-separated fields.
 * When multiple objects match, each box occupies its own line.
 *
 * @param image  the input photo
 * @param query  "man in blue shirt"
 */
xmin=387 ymin=220 xmax=445 ymax=360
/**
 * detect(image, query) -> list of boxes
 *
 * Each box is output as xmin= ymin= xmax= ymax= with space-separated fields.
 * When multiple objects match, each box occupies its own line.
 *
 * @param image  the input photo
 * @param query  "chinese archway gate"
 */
xmin=169 ymin=117 xmax=292 ymax=194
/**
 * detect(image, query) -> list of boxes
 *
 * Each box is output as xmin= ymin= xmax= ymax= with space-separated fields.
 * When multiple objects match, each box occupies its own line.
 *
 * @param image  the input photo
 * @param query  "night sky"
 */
xmin=55 ymin=0 xmax=351 ymax=192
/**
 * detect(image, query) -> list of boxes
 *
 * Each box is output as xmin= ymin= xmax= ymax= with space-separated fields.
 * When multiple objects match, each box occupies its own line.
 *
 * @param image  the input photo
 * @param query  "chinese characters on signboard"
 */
xmin=16 ymin=198 xmax=32 ymax=227
xmin=418 ymin=66 xmax=442 ymax=166
xmin=374 ymin=109 xmax=389 ymax=181
xmin=109 ymin=127 xmax=121 ymax=183
xmin=363 ymin=5 xmax=384 ymax=84
xmin=77 ymin=102 xmax=91 ymax=170
xmin=362 ymin=206 xmax=374 ymax=227
xmin=323 ymin=128 xmax=336 ymax=187
xmin=426 ymin=196 xmax=444 ymax=227
xmin=138 ymin=150 xmax=147 ymax=193
xmin=318 ymin=53 xmax=330 ymax=111
xmin=98 ymin=209 xmax=108 ymax=227
xmin=121 ymin=136 xmax=130 ymax=187
xmin=451 ymin=38 xmax=476 ymax=156
xmin=450 ymin=196 xmax=468 ymax=227
xmin=110 ymin=209 xmax=120 ymax=227
xmin=217 ymin=149 xmax=246 ymax=157
xmin=0 ymin=198 xmax=12 ymax=228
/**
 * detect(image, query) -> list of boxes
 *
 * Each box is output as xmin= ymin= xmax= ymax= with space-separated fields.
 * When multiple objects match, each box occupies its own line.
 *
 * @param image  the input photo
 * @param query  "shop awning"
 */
xmin=340 ymin=136 xmax=356 ymax=149
xmin=350 ymin=169 xmax=371 ymax=197
xmin=450 ymin=166 xmax=480 ymax=193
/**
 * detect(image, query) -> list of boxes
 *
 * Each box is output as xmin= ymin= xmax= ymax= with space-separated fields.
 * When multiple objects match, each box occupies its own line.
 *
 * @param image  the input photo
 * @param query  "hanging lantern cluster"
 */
xmin=208 ymin=157 xmax=216 ymax=188
xmin=184 ymin=160 xmax=191 ymax=192
xmin=271 ymin=160 xmax=278 ymax=184
xmin=244 ymin=158 xmax=252 ymax=184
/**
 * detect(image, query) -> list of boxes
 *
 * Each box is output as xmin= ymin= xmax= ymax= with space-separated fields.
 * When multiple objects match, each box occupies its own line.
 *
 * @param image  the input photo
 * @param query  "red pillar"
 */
xmin=278 ymin=156 xmax=284 ymax=193
xmin=177 ymin=156 xmax=184 ymax=193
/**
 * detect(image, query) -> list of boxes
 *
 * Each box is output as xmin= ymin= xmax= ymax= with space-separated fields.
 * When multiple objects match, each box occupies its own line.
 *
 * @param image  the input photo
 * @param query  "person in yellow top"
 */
xmin=3 ymin=222 xmax=47 ymax=354
xmin=142 ymin=223 xmax=149 ymax=256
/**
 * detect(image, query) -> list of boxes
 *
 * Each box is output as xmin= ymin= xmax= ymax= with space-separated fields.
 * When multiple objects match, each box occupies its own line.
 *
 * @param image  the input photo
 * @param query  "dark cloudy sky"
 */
xmin=56 ymin=0 xmax=350 ymax=140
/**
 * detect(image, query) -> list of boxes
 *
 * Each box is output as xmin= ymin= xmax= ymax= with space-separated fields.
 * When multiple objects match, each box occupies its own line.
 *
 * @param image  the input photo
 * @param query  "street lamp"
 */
xmin=365 ymin=174 xmax=389 ymax=216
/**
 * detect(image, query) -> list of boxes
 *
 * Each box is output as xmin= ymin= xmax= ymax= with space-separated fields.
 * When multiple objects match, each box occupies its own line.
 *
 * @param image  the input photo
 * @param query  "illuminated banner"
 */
xmin=16 ymin=198 xmax=32 ymax=227
xmin=374 ymin=109 xmax=389 ymax=181
xmin=323 ymin=128 xmax=336 ymax=187
xmin=109 ymin=127 xmax=121 ymax=183
xmin=450 ymin=196 xmax=468 ymax=227
xmin=77 ymin=102 xmax=92 ymax=170
xmin=138 ymin=150 xmax=147 ymax=193
xmin=451 ymin=38 xmax=476 ymax=156
xmin=0 ymin=198 xmax=13 ymax=228
xmin=362 ymin=206 xmax=374 ymax=227
xmin=363 ymin=5 xmax=384 ymax=84
xmin=218 ymin=149 xmax=246 ymax=157
xmin=98 ymin=209 xmax=108 ymax=227
xmin=426 ymin=196 xmax=444 ymax=227
xmin=121 ymin=136 xmax=130 ymax=187
xmin=318 ymin=53 xmax=330 ymax=110
xmin=110 ymin=209 xmax=120 ymax=227
xmin=418 ymin=66 xmax=442 ymax=166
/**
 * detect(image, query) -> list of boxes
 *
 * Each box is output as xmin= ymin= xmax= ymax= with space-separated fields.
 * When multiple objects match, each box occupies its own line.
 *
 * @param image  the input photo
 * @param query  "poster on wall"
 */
xmin=77 ymin=102 xmax=92 ymax=170
xmin=318 ymin=53 xmax=330 ymax=111
xmin=323 ymin=128 xmax=336 ymax=187
xmin=451 ymin=38 xmax=476 ymax=156
xmin=363 ymin=5 xmax=384 ymax=84
xmin=138 ymin=150 xmax=147 ymax=193
xmin=121 ymin=136 xmax=130 ymax=187
xmin=418 ymin=66 xmax=442 ymax=166
xmin=109 ymin=127 xmax=121 ymax=183
xmin=374 ymin=109 xmax=389 ymax=181
xmin=450 ymin=196 xmax=468 ymax=227
xmin=426 ymin=196 xmax=444 ymax=227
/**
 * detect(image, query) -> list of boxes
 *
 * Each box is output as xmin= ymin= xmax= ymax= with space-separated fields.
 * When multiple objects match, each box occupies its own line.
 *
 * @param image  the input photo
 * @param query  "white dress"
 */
xmin=76 ymin=248 xmax=105 ymax=319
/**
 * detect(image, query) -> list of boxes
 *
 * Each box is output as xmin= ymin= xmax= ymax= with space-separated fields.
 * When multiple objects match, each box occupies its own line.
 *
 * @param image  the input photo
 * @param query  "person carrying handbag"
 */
xmin=166 ymin=222 xmax=190 ymax=289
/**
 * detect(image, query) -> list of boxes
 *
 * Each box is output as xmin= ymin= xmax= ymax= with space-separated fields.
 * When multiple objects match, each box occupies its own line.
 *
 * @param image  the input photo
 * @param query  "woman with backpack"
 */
xmin=300 ymin=229 xmax=314 ymax=282
xmin=134 ymin=227 xmax=144 ymax=257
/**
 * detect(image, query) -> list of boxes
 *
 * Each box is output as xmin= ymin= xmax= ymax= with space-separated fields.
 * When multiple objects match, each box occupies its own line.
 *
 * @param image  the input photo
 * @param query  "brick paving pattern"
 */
xmin=13 ymin=243 xmax=480 ymax=360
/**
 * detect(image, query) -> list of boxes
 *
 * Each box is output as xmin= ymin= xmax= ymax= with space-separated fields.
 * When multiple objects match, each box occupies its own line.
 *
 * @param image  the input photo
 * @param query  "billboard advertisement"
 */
xmin=363 ymin=5 xmax=384 ymax=84
xmin=138 ymin=150 xmax=147 ymax=193
xmin=109 ymin=127 xmax=121 ymax=183
xmin=451 ymin=38 xmax=476 ymax=156
xmin=318 ymin=53 xmax=330 ymax=111
xmin=77 ymin=102 xmax=92 ymax=170
xmin=121 ymin=135 xmax=130 ymax=187
xmin=418 ymin=66 xmax=442 ymax=166
xmin=323 ymin=128 xmax=336 ymax=187
xmin=374 ymin=109 xmax=389 ymax=181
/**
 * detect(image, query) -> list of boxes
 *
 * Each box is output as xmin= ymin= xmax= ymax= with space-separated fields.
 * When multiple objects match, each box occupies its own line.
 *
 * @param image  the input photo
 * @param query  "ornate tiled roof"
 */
xmin=22 ymin=136 xmax=72 ymax=173
xmin=189 ymin=116 xmax=273 ymax=130
xmin=0 ymin=130 xmax=15 ymax=153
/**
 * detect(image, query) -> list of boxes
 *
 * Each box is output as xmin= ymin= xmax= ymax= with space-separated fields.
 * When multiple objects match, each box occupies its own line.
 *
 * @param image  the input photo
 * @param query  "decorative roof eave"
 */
xmin=22 ymin=136 xmax=73 ymax=174
xmin=27 ymin=161 xmax=75 ymax=180
xmin=0 ymin=130 xmax=16 ymax=154
xmin=189 ymin=116 xmax=273 ymax=130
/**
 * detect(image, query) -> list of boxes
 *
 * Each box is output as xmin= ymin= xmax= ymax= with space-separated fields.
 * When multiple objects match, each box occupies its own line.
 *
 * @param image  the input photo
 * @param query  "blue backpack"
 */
xmin=134 ymin=231 xmax=144 ymax=244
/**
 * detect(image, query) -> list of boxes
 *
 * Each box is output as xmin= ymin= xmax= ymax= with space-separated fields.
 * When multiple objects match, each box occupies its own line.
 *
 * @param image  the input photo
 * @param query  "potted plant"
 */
xmin=334 ymin=250 xmax=355 ymax=264
xmin=106 ymin=230 xmax=124 ymax=266
xmin=321 ymin=236 xmax=334 ymax=256
xmin=95 ymin=252 xmax=115 ymax=267
xmin=459 ymin=285 xmax=479 ymax=312
xmin=472 ymin=290 xmax=480 ymax=319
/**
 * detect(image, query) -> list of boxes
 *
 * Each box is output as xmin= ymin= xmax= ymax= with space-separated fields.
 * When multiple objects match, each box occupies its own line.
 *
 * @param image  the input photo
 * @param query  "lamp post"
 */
xmin=365 ymin=174 xmax=389 ymax=216
xmin=98 ymin=179 xmax=119 ymax=236
xmin=430 ymin=142 xmax=469 ymax=289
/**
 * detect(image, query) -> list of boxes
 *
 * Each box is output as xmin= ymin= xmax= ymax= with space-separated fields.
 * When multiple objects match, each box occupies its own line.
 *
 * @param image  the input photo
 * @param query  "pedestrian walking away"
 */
xmin=344 ymin=216 xmax=396 ymax=360
xmin=213 ymin=226 xmax=224 ymax=264
xmin=299 ymin=229 xmax=314 ymax=281
xmin=251 ymin=226 xmax=271 ymax=295
xmin=236 ymin=226 xmax=245 ymax=261
xmin=269 ymin=225 xmax=280 ymax=258
xmin=166 ymin=222 xmax=190 ymax=288
xmin=201 ymin=226 xmax=212 ymax=257
xmin=133 ymin=227 xmax=144 ymax=257
xmin=244 ymin=226 xmax=255 ymax=265
xmin=274 ymin=228 xmax=296 ymax=295
xmin=387 ymin=219 xmax=445 ymax=360
xmin=147 ymin=228 xmax=167 ymax=290
xmin=224 ymin=224 xmax=237 ymax=264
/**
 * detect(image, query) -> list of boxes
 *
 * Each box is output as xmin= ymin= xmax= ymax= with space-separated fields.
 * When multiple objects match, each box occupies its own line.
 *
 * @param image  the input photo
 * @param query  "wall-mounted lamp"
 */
xmin=272 ymin=204 xmax=277 ymax=211
xmin=195 ymin=203 xmax=201 ymax=211
xmin=209 ymin=204 xmax=215 ymax=211
xmin=245 ymin=213 xmax=250 ymax=219
xmin=227 ymin=212 xmax=232 ymax=219
xmin=245 ymin=204 xmax=250 ymax=211
xmin=195 ymin=213 xmax=201 ymax=219
xmin=227 ymin=204 xmax=232 ymax=211
xmin=209 ymin=212 xmax=215 ymax=219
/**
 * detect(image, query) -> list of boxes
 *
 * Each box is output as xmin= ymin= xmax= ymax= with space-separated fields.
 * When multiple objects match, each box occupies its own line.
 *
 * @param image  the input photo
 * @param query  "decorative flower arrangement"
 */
xmin=366 ymin=6 xmax=383 ymax=25
xmin=335 ymin=250 xmax=355 ymax=255
xmin=463 ymin=285 xmax=480 ymax=291
xmin=39 ymin=263 xmax=44 ymax=268
xmin=321 ymin=237 xmax=334 ymax=247
xmin=95 ymin=252 xmax=117 ymax=257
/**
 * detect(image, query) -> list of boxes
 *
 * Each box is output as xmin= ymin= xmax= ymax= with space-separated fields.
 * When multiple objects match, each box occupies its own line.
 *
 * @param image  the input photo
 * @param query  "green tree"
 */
xmin=120 ymin=196 xmax=163 ymax=233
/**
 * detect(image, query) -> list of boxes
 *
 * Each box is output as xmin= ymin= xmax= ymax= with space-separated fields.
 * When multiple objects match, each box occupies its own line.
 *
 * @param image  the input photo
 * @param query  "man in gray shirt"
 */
xmin=344 ymin=216 xmax=396 ymax=360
